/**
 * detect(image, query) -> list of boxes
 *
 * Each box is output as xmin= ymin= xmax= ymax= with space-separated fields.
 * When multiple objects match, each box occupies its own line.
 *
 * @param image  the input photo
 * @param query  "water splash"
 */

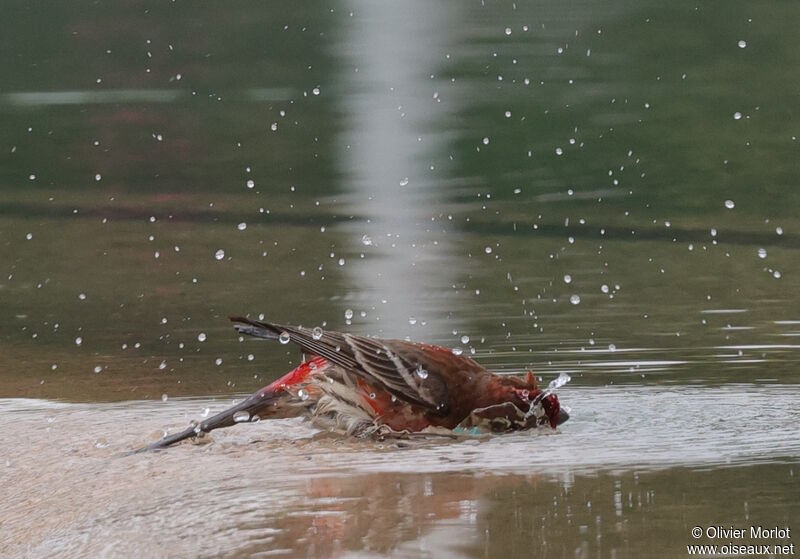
xmin=526 ymin=372 xmax=572 ymax=420
xmin=547 ymin=372 xmax=572 ymax=392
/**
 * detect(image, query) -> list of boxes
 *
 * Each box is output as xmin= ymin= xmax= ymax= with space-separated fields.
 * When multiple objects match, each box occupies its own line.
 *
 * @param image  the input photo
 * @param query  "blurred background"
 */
xmin=1 ymin=2 xmax=798 ymax=557
xmin=2 ymin=0 xmax=799 ymax=401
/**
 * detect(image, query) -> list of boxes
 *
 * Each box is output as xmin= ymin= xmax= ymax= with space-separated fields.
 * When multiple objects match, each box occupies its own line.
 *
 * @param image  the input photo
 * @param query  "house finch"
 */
xmin=139 ymin=317 xmax=568 ymax=451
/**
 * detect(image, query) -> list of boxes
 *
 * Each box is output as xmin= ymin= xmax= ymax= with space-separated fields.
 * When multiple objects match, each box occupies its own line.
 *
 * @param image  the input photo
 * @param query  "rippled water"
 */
xmin=2 ymin=0 xmax=800 ymax=557
xmin=2 ymin=384 xmax=798 ymax=557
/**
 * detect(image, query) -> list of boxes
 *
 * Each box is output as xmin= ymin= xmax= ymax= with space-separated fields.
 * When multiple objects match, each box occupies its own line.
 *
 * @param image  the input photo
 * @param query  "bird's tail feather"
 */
xmin=130 ymin=351 xmax=329 ymax=453
xmin=229 ymin=315 xmax=283 ymax=340
xmin=130 ymin=392 xmax=274 ymax=453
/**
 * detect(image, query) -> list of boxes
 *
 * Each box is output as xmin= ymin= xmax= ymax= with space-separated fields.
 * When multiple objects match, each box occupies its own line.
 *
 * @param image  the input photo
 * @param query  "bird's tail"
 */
xmin=229 ymin=315 xmax=285 ymax=340
xmin=131 ymin=389 xmax=283 ymax=453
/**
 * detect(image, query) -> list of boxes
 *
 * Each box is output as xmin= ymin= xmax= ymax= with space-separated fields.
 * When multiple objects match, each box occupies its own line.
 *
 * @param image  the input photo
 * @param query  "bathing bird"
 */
xmin=138 ymin=317 xmax=568 ymax=451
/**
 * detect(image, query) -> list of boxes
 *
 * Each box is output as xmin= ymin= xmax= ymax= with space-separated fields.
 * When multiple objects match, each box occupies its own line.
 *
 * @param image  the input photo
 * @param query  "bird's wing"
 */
xmin=230 ymin=317 xmax=471 ymax=414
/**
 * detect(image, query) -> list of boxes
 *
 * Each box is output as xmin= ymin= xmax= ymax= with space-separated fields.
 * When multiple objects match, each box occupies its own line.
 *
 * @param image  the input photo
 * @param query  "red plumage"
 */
xmin=138 ymin=318 xmax=568 ymax=451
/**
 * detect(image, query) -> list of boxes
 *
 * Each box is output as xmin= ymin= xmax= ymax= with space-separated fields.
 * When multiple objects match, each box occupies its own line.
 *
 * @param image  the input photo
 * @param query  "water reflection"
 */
xmin=333 ymin=1 xmax=464 ymax=338
xmin=1 ymin=397 xmax=796 ymax=558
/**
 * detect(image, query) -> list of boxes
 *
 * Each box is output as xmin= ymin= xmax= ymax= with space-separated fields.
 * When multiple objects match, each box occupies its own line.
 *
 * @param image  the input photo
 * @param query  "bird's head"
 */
xmin=508 ymin=372 xmax=569 ymax=428
xmin=538 ymin=392 xmax=567 ymax=428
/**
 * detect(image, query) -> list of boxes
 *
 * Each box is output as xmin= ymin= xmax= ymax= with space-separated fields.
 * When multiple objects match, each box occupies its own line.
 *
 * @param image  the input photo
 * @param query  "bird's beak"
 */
xmin=554 ymin=407 xmax=569 ymax=427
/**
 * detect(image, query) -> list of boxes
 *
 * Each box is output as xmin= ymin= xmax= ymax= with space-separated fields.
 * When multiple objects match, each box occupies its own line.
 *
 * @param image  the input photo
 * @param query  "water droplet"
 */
xmin=361 ymin=234 xmax=373 ymax=246
xmin=75 ymin=337 xmax=83 ymax=346
xmin=197 ymin=332 xmax=207 ymax=342
xmin=724 ymin=199 xmax=735 ymax=209
xmin=93 ymin=365 xmax=103 ymax=373
xmin=25 ymin=233 xmax=33 ymax=240
xmin=570 ymin=294 xmax=581 ymax=305
xmin=279 ymin=332 xmax=291 ymax=344
xmin=246 ymin=179 xmax=255 ymax=189
xmin=451 ymin=347 xmax=463 ymax=356
xmin=233 ymin=410 xmax=250 ymax=422
xmin=601 ymin=284 xmax=609 ymax=294
xmin=482 ymin=137 xmax=490 ymax=145
xmin=738 ymin=40 xmax=747 ymax=48
xmin=504 ymin=27 xmax=512 ymax=35
xmin=161 ymin=394 xmax=168 ymax=402
xmin=250 ymin=415 xmax=261 ymax=423
xmin=733 ymin=112 xmax=742 ymax=120
xmin=504 ymin=110 xmax=512 ymax=118
xmin=159 ymin=360 xmax=167 ymax=370
xmin=563 ymin=274 xmax=572 ymax=284
xmin=95 ymin=173 xmax=102 ymax=181
xmin=201 ymin=407 xmax=210 ymax=418
xmin=608 ymin=343 xmax=616 ymax=351
xmin=484 ymin=246 xmax=493 ymax=254
xmin=776 ymin=226 xmax=784 ymax=236
xmin=247 ymin=353 xmax=254 ymax=361
xmin=548 ymin=372 xmax=571 ymax=390
xmin=312 ymin=87 xmax=320 ymax=96
xmin=78 ymin=293 xmax=87 ymax=300
xmin=215 ymin=249 xmax=225 ymax=260
xmin=369 ymin=392 xmax=376 ymax=399
xmin=312 ymin=326 xmax=323 ymax=340
xmin=555 ymin=147 xmax=563 ymax=155
xmin=297 ymin=388 xmax=309 ymax=401
xmin=773 ymin=270 xmax=782 ymax=279
xmin=460 ymin=335 xmax=470 ymax=344
xmin=344 ymin=309 xmax=354 ymax=320
xmin=237 ymin=222 xmax=247 ymax=231
xmin=399 ymin=177 xmax=409 ymax=186
xmin=757 ymin=248 xmax=767 ymax=259
xmin=416 ymin=365 xmax=429 ymax=379
xmin=215 ymin=358 xmax=223 ymax=366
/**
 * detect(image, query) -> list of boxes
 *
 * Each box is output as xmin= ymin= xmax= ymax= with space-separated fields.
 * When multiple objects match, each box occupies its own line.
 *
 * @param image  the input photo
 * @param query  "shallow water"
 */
xmin=2 ymin=0 xmax=800 ymax=557
xmin=2 ymin=385 xmax=798 ymax=557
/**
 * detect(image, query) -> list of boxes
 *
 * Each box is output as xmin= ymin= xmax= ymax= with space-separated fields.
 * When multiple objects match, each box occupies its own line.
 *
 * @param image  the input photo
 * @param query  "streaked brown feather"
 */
xmin=229 ymin=317 xmax=494 ymax=417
